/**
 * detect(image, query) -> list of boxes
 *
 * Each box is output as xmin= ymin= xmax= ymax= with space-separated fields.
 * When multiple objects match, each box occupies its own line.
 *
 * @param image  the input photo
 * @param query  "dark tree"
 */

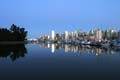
xmin=0 ymin=24 xmax=27 ymax=41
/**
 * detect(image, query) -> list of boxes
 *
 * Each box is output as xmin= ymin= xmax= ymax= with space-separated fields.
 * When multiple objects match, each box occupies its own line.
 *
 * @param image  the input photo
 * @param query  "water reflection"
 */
xmin=39 ymin=43 xmax=120 ymax=56
xmin=51 ymin=44 xmax=55 ymax=53
xmin=0 ymin=44 xmax=27 ymax=61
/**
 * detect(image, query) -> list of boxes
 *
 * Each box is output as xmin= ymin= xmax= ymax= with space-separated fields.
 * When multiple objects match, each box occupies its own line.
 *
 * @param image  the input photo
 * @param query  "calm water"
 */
xmin=0 ymin=43 xmax=120 ymax=80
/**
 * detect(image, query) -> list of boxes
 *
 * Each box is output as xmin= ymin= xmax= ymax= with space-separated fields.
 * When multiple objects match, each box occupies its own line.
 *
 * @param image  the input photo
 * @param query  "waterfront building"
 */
xmin=95 ymin=29 xmax=103 ymax=42
xmin=55 ymin=33 xmax=60 ymax=40
xmin=118 ymin=31 xmax=120 ymax=40
xmin=74 ymin=31 xmax=79 ymax=39
xmin=51 ymin=30 xmax=56 ymax=40
xmin=88 ymin=30 xmax=96 ymax=41
xmin=61 ymin=34 xmax=65 ymax=41
xmin=109 ymin=29 xmax=117 ymax=40
xmin=37 ymin=34 xmax=50 ymax=42
xmin=71 ymin=32 xmax=75 ymax=40
xmin=44 ymin=34 xmax=50 ymax=40
xmin=104 ymin=29 xmax=116 ymax=40
xmin=65 ymin=31 xmax=69 ymax=41
xmin=89 ymin=30 xmax=95 ymax=36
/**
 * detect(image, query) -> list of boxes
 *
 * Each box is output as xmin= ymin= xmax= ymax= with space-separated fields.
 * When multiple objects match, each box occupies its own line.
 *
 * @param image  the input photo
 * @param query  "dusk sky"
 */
xmin=0 ymin=0 xmax=120 ymax=38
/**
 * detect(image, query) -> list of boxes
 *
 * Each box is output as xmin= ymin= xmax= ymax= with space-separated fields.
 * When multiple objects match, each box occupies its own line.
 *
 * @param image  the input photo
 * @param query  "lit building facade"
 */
xmin=65 ymin=31 xmax=69 ymax=41
xmin=104 ymin=29 xmax=116 ymax=40
xmin=51 ymin=30 xmax=55 ymax=40
xmin=95 ymin=29 xmax=103 ymax=42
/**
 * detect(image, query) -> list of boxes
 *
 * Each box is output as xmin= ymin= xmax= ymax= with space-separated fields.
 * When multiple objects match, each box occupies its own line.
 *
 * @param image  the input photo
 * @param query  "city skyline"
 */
xmin=39 ymin=29 xmax=120 ymax=40
xmin=0 ymin=0 xmax=120 ymax=38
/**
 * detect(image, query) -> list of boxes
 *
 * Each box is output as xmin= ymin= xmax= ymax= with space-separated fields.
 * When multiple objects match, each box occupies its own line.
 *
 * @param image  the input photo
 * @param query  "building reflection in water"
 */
xmin=51 ymin=44 xmax=55 ymax=53
xmin=47 ymin=44 xmax=50 ymax=48
xmin=39 ymin=43 xmax=120 ymax=56
xmin=0 ymin=44 xmax=27 ymax=61
xmin=65 ymin=45 xmax=69 ymax=52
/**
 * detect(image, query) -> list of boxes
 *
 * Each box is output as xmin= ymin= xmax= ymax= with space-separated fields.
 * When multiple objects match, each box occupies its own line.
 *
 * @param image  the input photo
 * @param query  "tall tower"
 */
xmin=65 ymin=31 xmax=69 ymax=40
xmin=95 ymin=29 xmax=103 ymax=42
xmin=51 ymin=30 xmax=55 ymax=40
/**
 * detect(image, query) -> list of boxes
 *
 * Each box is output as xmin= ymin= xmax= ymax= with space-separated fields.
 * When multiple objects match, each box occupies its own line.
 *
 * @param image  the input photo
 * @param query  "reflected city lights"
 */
xmin=47 ymin=44 xmax=50 ymax=48
xmin=51 ymin=44 xmax=55 ymax=53
xmin=38 ymin=43 xmax=120 ymax=56
xmin=65 ymin=45 xmax=69 ymax=52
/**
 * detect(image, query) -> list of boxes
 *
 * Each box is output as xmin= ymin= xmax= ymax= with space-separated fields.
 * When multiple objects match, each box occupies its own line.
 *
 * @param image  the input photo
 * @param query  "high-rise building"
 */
xmin=74 ymin=31 xmax=78 ymax=39
xmin=51 ymin=30 xmax=55 ymax=40
xmin=95 ymin=29 xmax=103 ymax=42
xmin=88 ymin=30 xmax=95 ymax=41
xmin=104 ymin=29 xmax=116 ymax=40
xmin=89 ymin=30 xmax=95 ymax=36
xmin=118 ymin=31 xmax=120 ymax=40
xmin=65 ymin=31 xmax=69 ymax=40
xmin=71 ymin=32 xmax=74 ymax=40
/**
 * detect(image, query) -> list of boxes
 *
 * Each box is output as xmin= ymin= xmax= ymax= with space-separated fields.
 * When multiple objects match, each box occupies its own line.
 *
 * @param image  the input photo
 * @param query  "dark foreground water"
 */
xmin=0 ymin=43 xmax=120 ymax=80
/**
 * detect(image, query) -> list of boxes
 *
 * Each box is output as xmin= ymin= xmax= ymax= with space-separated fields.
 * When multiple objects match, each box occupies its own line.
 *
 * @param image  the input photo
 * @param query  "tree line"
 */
xmin=0 ymin=24 xmax=27 ymax=41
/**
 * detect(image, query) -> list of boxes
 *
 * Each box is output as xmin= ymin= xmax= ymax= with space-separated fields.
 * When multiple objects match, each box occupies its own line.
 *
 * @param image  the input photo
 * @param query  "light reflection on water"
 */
xmin=39 ymin=43 xmax=120 ymax=56
xmin=0 ymin=43 xmax=120 ymax=79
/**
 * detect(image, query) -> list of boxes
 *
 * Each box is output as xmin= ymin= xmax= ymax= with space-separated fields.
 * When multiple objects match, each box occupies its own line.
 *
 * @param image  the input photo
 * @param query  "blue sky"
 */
xmin=0 ymin=0 xmax=120 ymax=38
